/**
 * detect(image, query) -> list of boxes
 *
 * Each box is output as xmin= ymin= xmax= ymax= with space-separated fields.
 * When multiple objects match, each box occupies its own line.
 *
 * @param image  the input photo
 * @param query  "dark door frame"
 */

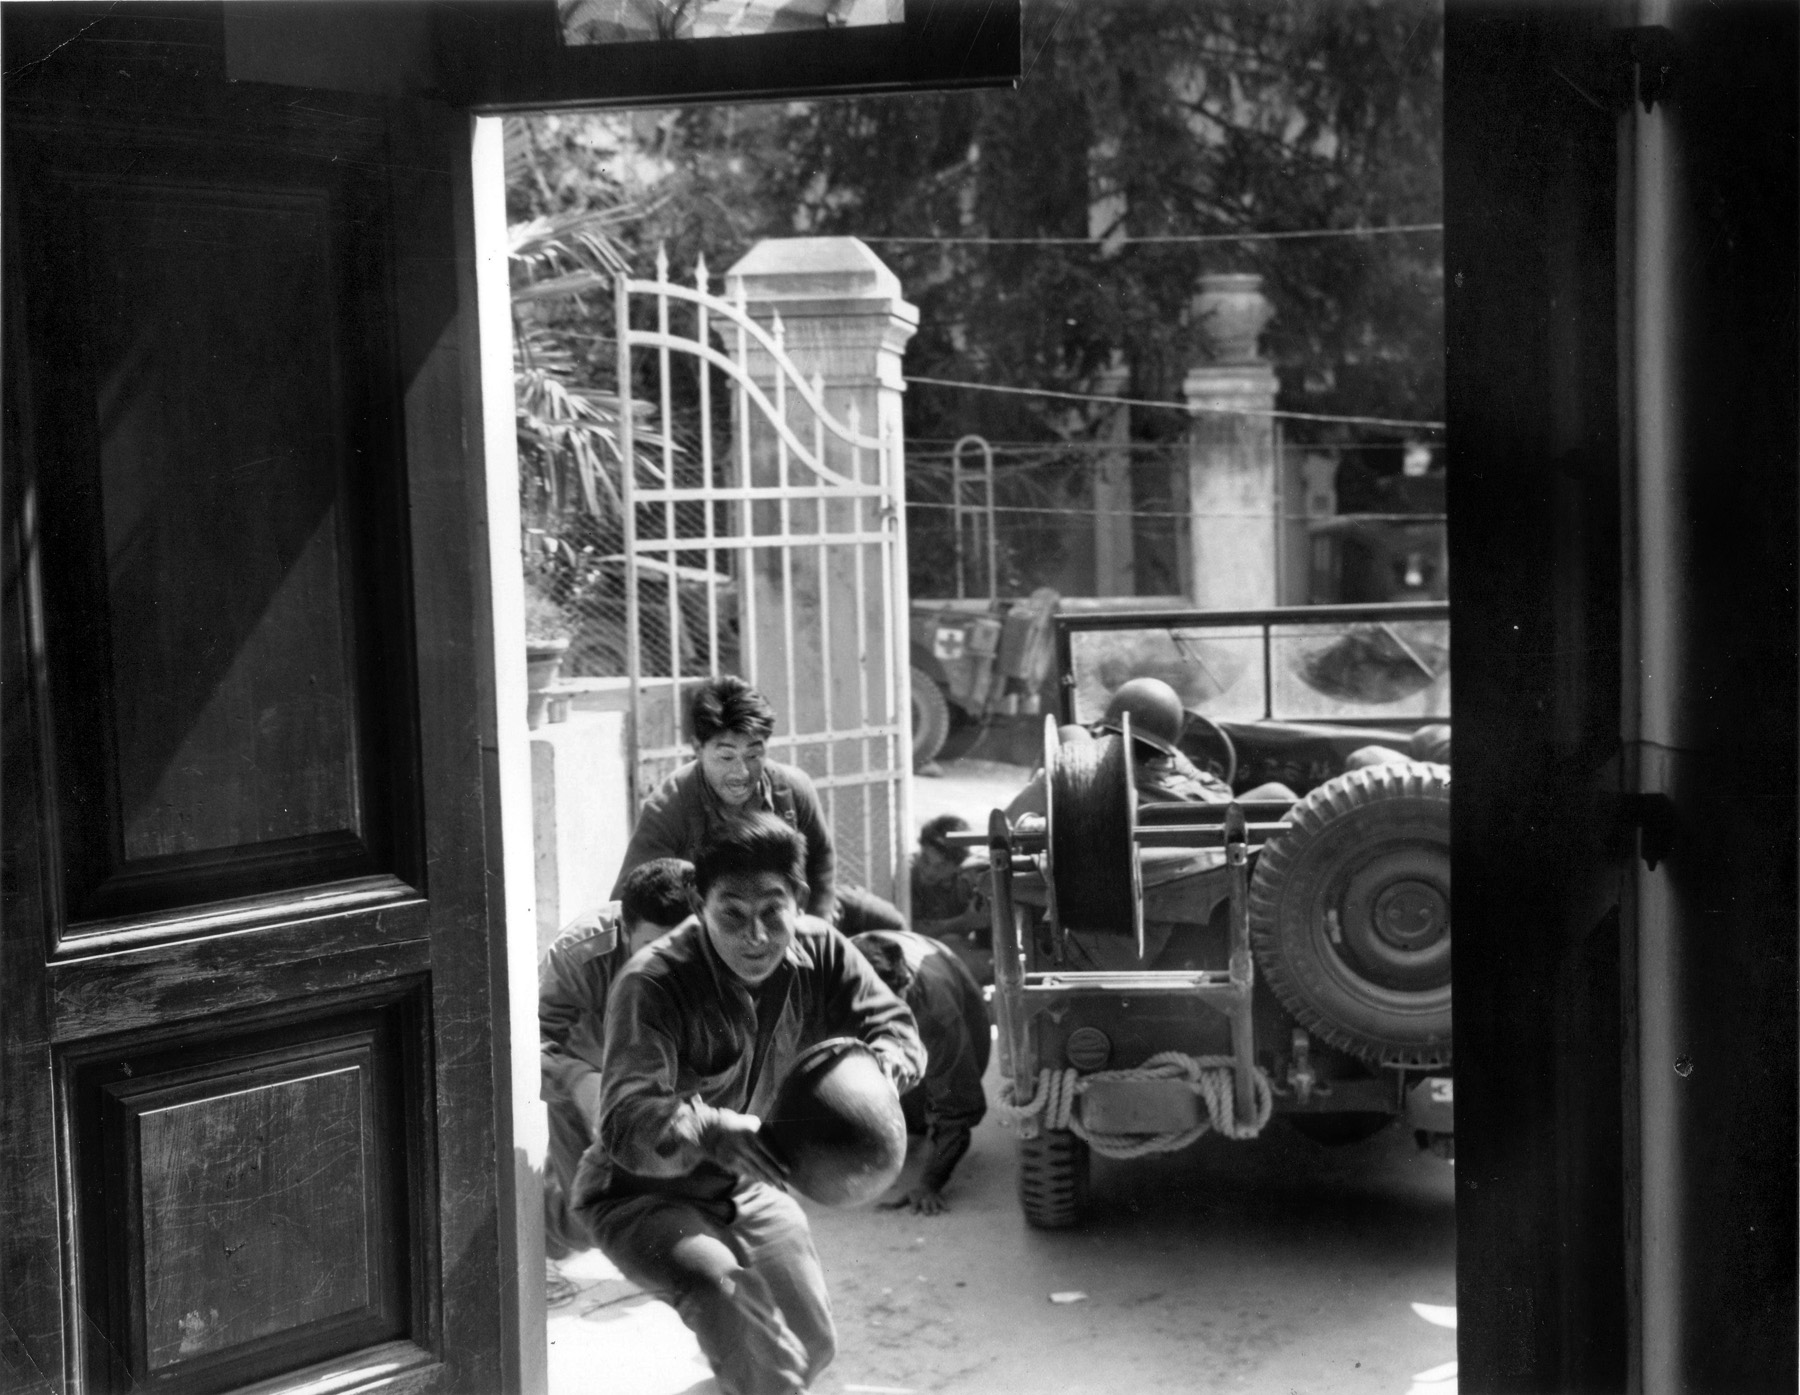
xmin=1446 ymin=4 xmax=1797 ymax=1391
xmin=3 ymin=4 xmax=1793 ymax=1393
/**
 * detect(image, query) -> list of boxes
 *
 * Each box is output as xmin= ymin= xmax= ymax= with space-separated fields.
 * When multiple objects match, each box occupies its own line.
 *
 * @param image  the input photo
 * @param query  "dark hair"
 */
xmin=919 ymin=813 xmax=969 ymax=858
xmin=849 ymin=930 xmax=914 ymax=995
xmin=692 ymin=812 xmax=807 ymax=899
xmin=689 ymin=675 xmax=776 ymax=746
xmin=619 ymin=857 xmax=694 ymax=930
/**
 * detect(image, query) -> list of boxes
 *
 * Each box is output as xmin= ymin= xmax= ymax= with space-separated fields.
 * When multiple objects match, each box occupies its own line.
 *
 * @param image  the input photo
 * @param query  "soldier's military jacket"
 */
xmin=540 ymin=904 xmax=631 ymax=1123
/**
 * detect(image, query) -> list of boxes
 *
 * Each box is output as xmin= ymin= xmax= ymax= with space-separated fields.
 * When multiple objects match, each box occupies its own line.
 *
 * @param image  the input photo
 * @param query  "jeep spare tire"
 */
xmin=1249 ymin=762 xmax=1451 ymax=1068
xmin=911 ymin=666 xmax=951 ymax=768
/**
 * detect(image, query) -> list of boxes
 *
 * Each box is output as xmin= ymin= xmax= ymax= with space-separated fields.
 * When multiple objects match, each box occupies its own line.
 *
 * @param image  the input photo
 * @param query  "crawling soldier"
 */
xmin=572 ymin=814 xmax=926 ymax=1395
xmin=907 ymin=814 xmax=993 ymax=985
xmin=539 ymin=858 xmax=695 ymax=1264
xmin=850 ymin=928 xmax=991 ymax=1215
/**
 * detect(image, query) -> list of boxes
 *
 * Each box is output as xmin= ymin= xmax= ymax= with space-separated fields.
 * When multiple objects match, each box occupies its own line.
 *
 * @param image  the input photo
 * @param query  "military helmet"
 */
xmin=1097 ymin=677 xmax=1186 ymax=757
xmin=1409 ymin=723 xmax=1452 ymax=765
xmin=761 ymin=1038 xmax=906 ymax=1207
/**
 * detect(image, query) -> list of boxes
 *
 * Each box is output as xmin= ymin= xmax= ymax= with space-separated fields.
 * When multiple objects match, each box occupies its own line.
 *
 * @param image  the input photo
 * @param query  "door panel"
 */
xmin=68 ymin=986 xmax=434 ymax=1395
xmin=4 ymin=13 xmax=508 ymax=1394
xmin=18 ymin=133 xmax=421 ymax=932
xmin=91 ymin=189 xmax=360 ymax=865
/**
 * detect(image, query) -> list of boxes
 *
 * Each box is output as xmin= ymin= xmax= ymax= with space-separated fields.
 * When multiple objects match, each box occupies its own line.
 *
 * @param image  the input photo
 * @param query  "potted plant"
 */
xmin=524 ymin=581 xmax=573 ymax=730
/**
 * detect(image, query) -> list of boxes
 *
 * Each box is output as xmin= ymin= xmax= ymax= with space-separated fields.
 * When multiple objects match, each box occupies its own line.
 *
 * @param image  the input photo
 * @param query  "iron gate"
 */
xmin=615 ymin=252 xmax=913 ymax=905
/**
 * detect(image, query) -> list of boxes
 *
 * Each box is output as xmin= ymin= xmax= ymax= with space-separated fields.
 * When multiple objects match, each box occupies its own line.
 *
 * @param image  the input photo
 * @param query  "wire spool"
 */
xmin=1045 ymin=716 xmax=1140 ymax=939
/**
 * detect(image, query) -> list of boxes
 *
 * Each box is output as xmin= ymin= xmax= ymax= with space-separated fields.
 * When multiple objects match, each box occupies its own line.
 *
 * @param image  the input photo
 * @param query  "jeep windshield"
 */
xmin=1056 ymin=602 xmax=1450 ymax=728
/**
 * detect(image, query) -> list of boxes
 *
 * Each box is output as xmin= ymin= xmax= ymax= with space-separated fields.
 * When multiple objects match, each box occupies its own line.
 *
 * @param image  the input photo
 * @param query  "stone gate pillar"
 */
xmin=1184 ymin=273 xmax=1280 ymax=610
xmin=725 ymin=237 xmax=919 ymax=897
xmin=727 ymin=237 xmax=919 ymax=467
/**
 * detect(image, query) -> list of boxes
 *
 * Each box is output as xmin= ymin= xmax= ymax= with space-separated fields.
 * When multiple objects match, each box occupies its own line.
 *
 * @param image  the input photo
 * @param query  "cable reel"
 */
xmin=1040 ymin=713 xmax=1146 ymax=957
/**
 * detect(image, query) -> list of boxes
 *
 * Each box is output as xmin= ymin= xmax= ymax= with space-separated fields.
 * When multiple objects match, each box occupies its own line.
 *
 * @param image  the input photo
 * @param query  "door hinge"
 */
xmin=1613 ymin=25 xmax=1678 ymax=113
xmin=1621 ymin=791 xmax=1678 ymax=871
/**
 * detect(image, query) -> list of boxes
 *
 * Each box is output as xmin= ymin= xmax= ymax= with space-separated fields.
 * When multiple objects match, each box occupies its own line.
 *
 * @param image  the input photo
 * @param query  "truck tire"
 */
xmin=1249 ymin=762 xmax=1451 ymax=1068
xmin=1018 ymin=1129 xmax=1089 ymax=1229
xmin=911 ymin=665 xmax=952 ymax=768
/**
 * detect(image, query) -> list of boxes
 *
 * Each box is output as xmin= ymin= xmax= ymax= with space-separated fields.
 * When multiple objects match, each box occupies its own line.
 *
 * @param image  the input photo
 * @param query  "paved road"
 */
xmin=549 ymin=1055 xmax=1457 ymax=1395
xmin=546 ymin=760 xmax=1459 ymax=1395
xmin=909 ymin=756 xmax=1031 ymax=834
xmin=803 ymin=1072 xmax=1457 ymax=1395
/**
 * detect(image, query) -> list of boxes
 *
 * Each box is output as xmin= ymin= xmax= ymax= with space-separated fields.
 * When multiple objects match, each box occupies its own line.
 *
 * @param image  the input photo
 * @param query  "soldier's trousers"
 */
xmin=585 ymin=1183 xmax=836 ymax=1395
xmin=543 ymin=1098 xmax=593 ymax=1258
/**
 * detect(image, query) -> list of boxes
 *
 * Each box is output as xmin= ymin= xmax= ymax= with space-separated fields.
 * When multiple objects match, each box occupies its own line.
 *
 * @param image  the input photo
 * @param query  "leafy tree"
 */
xmin=751 ymin=0 xmax=1443 ymax=432
xmin=509 ymin=0 xmax=1444 ymax=598
xmin=506 ymin=124 xmax=693 ymax=673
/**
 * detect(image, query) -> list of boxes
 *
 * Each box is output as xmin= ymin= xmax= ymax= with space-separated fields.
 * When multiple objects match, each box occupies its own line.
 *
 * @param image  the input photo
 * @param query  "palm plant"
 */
xmin=508 ymin=162 xmax=687 ymax=675
xmin=511 ymin=204 xmax=636 ymax=548
xmin=514 ymin=204 xmax=640 ymax=680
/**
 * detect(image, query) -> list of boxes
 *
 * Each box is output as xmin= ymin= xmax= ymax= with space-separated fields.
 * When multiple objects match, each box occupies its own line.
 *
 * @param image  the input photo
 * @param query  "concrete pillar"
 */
xmin=1092 ymin=353 xmax=1135 ymax=596
xmin=1289 ymin=451 xmax=1340 ymax=604
xmin=1184 ymin=273 xmax=1280 ymax=610
xmin=530 ymin=709 xmax=632 ymax=955
xmin=724 ymin=238 xmax=919 ymax=898
xmin=726 ymin=237 xmax=919 ymax=433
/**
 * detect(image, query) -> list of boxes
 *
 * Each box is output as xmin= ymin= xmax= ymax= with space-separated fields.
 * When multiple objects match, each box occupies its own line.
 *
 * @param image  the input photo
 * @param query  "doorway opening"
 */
xmin=502 ymin=6 xmax=1453 ymax=1390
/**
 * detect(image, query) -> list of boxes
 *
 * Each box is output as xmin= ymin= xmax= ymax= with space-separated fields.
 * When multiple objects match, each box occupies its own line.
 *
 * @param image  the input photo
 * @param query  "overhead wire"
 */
xmin=907 ymin=438 xmax=1443 ymax=454
xmin=863 ymin=223 xmax=1443 ymax=430
xmin=862 ymin=223 xmax=1444 ymax=247
xmin=904 ymin=375 xmax=1446 ymax=432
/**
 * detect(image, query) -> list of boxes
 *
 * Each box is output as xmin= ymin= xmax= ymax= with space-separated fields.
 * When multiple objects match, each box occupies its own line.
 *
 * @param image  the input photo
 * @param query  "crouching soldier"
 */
xmin=572 ymin=814 xmax=926 ymax=1395
xmin=907 ymin=814 xmax=993 ymax=985
xmin=612 ymin=675 xmax=839 ymax=921
xmin=850 ymin=929 xmax=990 ymax=1216
xmin=539 ymin=859 xmax=696 ymax=1261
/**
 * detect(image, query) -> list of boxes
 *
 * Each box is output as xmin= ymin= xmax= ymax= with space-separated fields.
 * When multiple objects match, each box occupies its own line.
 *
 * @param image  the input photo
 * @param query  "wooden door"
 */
xmin=3 ymin=11 xmax=513 ymax=1393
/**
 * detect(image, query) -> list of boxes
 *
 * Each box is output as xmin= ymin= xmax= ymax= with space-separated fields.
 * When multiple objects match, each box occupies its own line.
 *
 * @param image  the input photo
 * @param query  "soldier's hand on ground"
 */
xmin=880 ymin=1185 xmax=947 ymax=1216
xmin=701 ymin=1109 xmax=791 ymax=1188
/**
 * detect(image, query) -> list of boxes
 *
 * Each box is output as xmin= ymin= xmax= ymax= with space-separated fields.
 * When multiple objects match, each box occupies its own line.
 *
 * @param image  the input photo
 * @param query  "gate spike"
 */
xmin=810 ymin=370 xmax=824 ymax=399
xmin=771 ymin=311 xmax=785 ymax=350
xmin=655 ymin=241 xmax=669 ymax=282
xmin=847 ymin=400 xmax=861 ymax=434
xmin=694 ymin=253 xmax=709 ymax=293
